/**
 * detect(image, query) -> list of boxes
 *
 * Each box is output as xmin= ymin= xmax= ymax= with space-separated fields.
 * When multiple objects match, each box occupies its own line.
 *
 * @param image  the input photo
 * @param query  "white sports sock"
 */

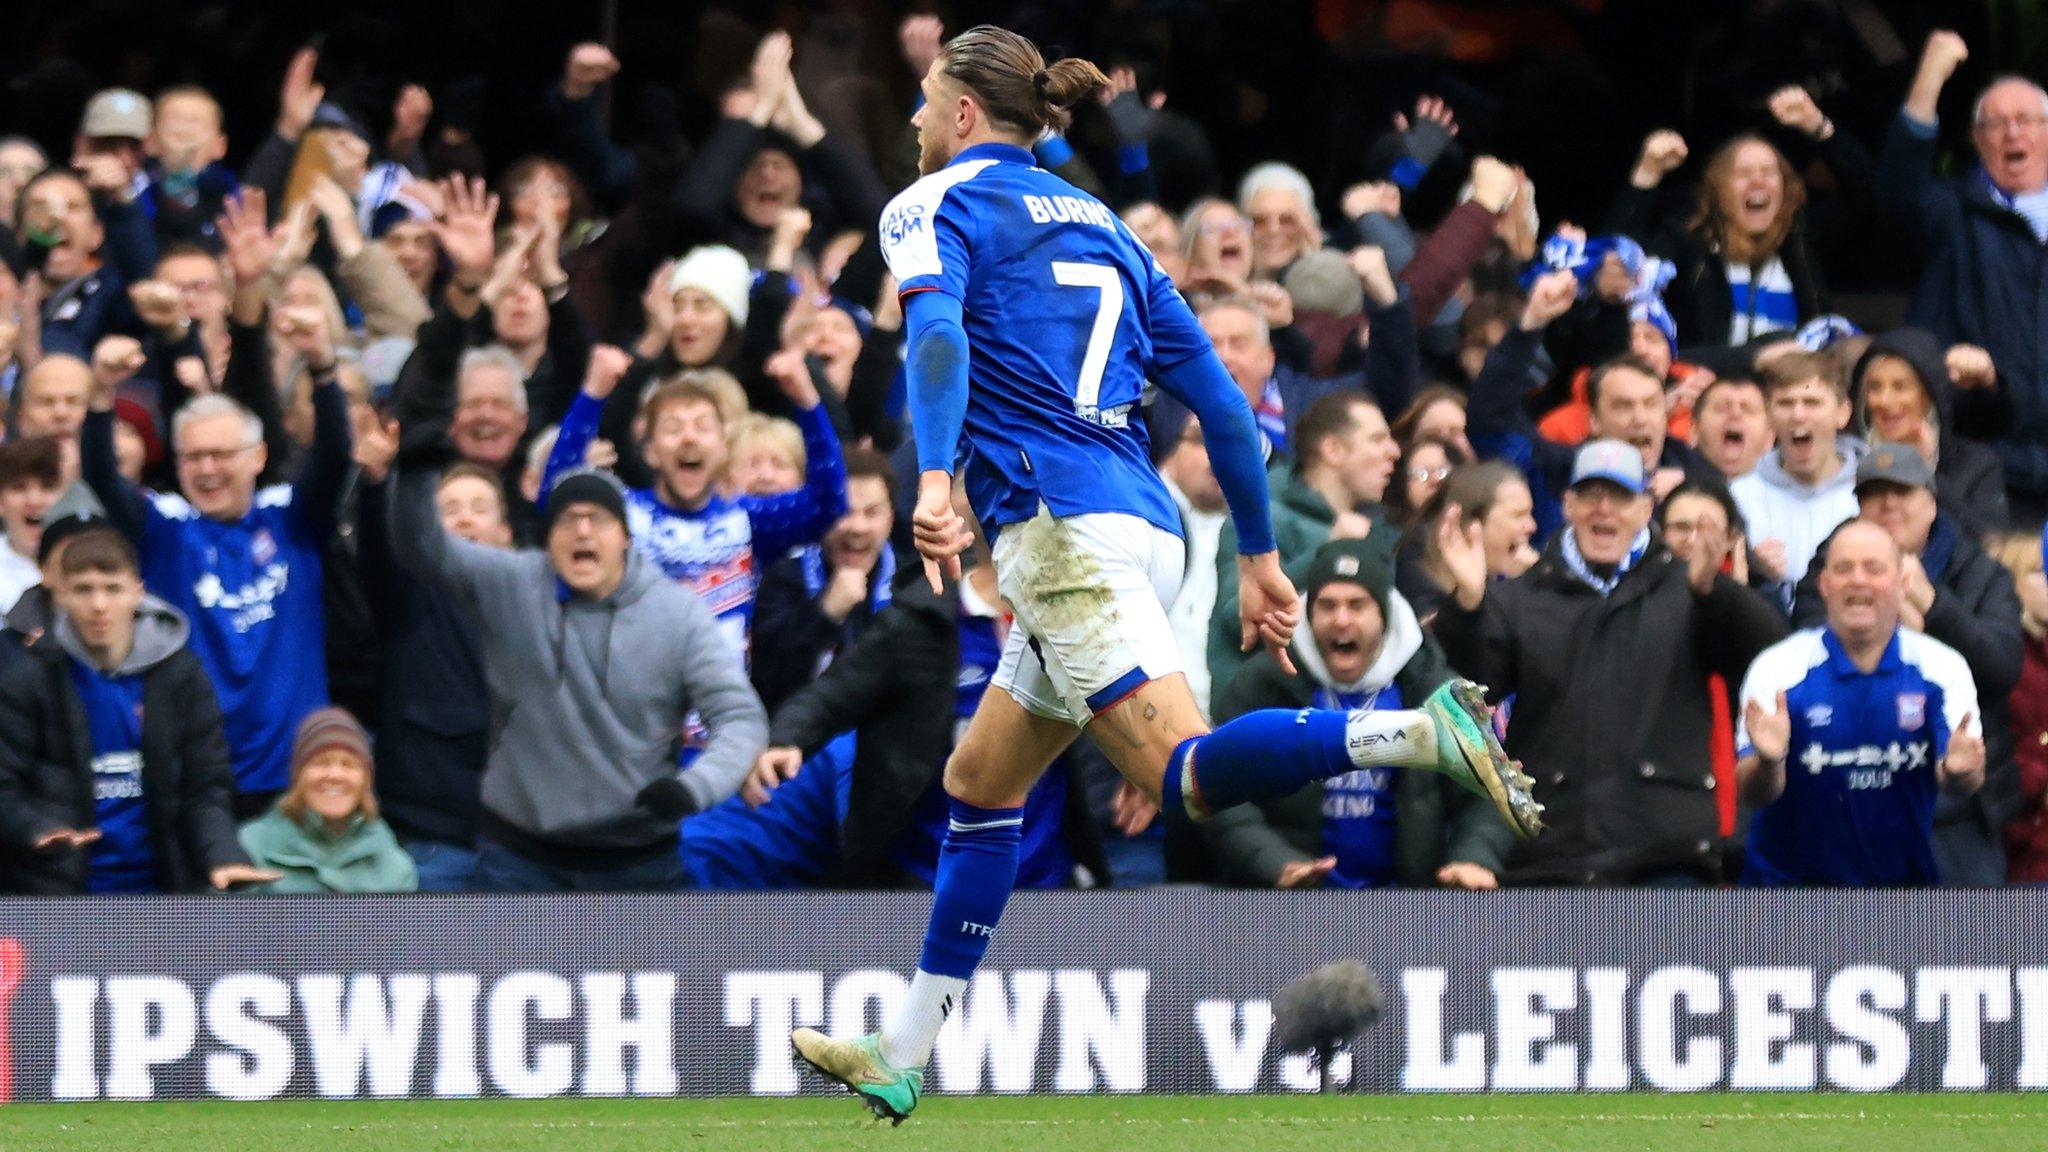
xmin=1344 ymin=709 xmax=1437 ymax=769
xmin=880 ymin=970 xmax=966 ymax=1069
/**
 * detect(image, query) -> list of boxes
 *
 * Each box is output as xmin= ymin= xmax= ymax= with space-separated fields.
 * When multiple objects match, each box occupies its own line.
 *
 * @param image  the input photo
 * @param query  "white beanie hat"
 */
xmin=667 ymin=245 xmax=753 ymax=329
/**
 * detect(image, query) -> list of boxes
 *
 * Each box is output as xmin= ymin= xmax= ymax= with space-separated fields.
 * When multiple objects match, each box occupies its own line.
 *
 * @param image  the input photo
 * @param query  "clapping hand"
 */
xmin=1942 ymin=712 xmax=1985 ymax=794
xmin=1743 ymin=690 xmax=1792 ymax=764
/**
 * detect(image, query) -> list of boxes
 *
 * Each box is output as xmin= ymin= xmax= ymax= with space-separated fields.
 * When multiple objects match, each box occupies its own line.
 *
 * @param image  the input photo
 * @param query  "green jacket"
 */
xmin=238 ymin=808 xmax=419 ymax=894
xmin=1206 ymin=468 xmax=1391 ymax=693
xmin=1202 ymin=597 xmax=1513 ymax=887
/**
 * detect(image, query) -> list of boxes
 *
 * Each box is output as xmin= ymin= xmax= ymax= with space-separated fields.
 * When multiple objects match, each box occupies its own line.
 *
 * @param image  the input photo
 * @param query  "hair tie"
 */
xmin=1032 ymin=68 xmax=1050 ymax=95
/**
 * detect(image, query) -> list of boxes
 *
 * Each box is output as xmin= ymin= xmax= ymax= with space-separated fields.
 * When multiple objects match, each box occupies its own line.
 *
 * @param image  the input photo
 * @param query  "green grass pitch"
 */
xmin=5 ymin=1094 xmax=2045 ymax=1152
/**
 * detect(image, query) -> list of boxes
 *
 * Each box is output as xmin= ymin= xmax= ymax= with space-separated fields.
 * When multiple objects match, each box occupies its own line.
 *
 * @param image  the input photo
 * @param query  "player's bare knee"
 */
xmin=942 ymin=751 xmax=1028 ymax=809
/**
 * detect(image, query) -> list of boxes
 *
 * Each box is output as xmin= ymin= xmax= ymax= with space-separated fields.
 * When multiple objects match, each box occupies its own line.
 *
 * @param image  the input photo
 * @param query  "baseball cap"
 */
xmin=1855 ymin=440 xmax=1936 ymax=494
xmin=545 ymin=468 xmax=630 ymax=536
xmin=1568 ymin=438 xmax=1645 ymax=494
xmin=79 ymin=89 xmax=152 ymax=141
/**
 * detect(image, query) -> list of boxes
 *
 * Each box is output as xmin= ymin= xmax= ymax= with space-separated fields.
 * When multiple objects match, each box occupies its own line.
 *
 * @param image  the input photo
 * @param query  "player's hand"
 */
xmin=1112 ymin=781 xmax=1158 ymax=836
xmin=743 ymin=747 xmax=805 ymax=808
xmin=1276 ymin=856 xmax=1337 ymax=889
xmin=1237 ymin=551 xmax=1300 ymax=676
xmin=1942 ymin=711 xmax=1985 ymax=794
xmin=1744 ymin=690 xmax=1792 ymax=765
xmin=1436 ymin=861 xmax=1499 ymax=890
xmin=912 ymin=471 xmax=972 ymax=593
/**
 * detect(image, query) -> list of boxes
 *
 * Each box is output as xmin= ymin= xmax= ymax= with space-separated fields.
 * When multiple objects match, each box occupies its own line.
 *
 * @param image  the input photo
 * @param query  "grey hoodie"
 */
xmin=54 ymin=593 xmax=190 ymax=675
xmin=1729 ymin=436 xmax=1867 ymax=592
xmin=394 ymin=470 xmax=767 ymax=849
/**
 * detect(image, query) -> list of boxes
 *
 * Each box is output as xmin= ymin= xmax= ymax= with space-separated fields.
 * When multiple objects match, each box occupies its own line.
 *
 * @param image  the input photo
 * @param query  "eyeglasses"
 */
xmin=1407 ymin=464 xmax=1453 ymax=484
xmin=1975 ymin=114 xmax=2048 ymax=135
xmin=176 ymin=445 xmax=256 ymax=467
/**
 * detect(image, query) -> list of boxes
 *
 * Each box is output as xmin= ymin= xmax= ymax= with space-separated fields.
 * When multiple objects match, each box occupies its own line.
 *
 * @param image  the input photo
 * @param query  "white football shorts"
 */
xmin=990 ymin=504 xmax=1187 ymax=726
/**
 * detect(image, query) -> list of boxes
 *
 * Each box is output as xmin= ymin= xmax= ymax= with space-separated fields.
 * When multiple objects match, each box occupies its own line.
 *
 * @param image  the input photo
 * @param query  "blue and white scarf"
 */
xmin=1559 ymin=526 xmax=1651 ymax=597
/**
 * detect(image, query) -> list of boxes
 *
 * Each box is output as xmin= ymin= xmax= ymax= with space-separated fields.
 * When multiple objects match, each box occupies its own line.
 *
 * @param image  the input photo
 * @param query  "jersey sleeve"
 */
xmin=879 ymin=179 xmax=972 ymax=301
xmin=1734 ymin=632 xmax=1823 ymax=758
xmin=1133 ymin=232 xmax=1212 ymax=372
xmin=1916 ymin=635 xmax=1981 ymax=753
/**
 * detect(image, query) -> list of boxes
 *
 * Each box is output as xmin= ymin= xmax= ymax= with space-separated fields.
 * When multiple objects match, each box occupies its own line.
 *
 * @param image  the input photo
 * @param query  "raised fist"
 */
xmin=1632 ymin=131 xmax=1689 ymax=187
xmin=564 ymin=43 xmax=622 ymax=100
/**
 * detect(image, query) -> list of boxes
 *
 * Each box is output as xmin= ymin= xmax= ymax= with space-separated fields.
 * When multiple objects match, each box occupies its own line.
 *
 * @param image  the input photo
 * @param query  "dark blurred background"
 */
xmin=1 ymin=0 xmax=2035 ymax=293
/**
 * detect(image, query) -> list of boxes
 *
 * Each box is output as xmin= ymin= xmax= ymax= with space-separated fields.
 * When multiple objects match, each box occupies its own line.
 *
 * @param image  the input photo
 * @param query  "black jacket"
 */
xmin=1604 ymin=170 xmax=1837 ymax=351
xmin=1199 ymin=618 xmax=1514 ymax=886
xmin=1848 ymin=328 xmax=2010 ymax=542
xmin=0 ymin=601 xmax=247 ymax=894
xmin=358 ymin=474 xmax=490 ymax=847
xmin=1435 ymin=534 xmax=1787 ymax=884
xmin=767 ymin=573 xmax=1106 ymax=887
xmin=750 ymin=550 xmax=887 ymax=715
xmin=1792 ymin=514 xmax=2026 ymax=848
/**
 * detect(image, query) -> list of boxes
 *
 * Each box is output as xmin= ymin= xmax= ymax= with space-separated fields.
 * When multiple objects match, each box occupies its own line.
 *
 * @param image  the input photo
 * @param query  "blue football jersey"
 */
xmin=142 ymin=486 xmax=330 ymax=797
xmin=879 ymin=142 xmax=1210 ymax=538
xmin=1736 ymin=627 xmax=1979 ymax=886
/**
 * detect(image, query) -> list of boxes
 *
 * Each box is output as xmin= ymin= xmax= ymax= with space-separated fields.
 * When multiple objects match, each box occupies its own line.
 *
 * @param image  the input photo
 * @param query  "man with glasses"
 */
xmin=1881 ymin=29 xmax=2048 ymax=517
xmin=78 ymin=310 xmax=352 ymax=817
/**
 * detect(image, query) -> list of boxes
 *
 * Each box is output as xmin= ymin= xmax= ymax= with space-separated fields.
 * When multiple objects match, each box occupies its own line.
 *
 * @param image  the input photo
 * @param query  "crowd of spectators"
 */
xmin=0 ymin=7 xmax=2042 ymax=895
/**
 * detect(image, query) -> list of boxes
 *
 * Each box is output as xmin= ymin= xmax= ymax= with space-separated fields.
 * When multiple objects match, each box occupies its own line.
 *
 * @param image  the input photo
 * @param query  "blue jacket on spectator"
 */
xmin=1879 ymin=111 xmax=2048 ymax=494
xmin=38 ymin=198 xmax=158 ymax=361
xmin=80 ymin=381 xmax=351 ymax=801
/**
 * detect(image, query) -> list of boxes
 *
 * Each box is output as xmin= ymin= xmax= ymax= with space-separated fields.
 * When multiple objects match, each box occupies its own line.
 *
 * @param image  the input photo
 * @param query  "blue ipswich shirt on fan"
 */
xmin=80 ymin=388 xmax=349 ymax=800
xmin=1313 ymin=685 xmax=1403 ymax=888
xmin=72 ymin=661 xmax=155 ymax=894
xmin=544 ymin=394 xmax=847 ymax=651
xmin=1736 ymin=626 xmax=1979 ymax=886
xmin=880 ymin=141 xmax=1254 ymax=546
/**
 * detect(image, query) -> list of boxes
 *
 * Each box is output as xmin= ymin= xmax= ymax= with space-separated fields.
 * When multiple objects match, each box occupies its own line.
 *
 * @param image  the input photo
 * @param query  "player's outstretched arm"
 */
xmin=903 ymin=290 xmax=974 ymax=591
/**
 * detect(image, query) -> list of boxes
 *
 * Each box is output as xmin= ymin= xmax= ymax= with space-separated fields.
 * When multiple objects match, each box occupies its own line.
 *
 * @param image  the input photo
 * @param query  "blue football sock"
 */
xmin=1162 ymin=707 xmax=1357 ymax=821
xmin=916 ymin=797 xmax=1024 ymax=980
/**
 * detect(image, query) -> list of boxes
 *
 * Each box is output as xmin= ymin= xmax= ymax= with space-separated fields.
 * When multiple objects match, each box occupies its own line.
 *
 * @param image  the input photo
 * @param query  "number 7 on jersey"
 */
xmin=1050 ymin=261 xmax=1126 ymax=426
